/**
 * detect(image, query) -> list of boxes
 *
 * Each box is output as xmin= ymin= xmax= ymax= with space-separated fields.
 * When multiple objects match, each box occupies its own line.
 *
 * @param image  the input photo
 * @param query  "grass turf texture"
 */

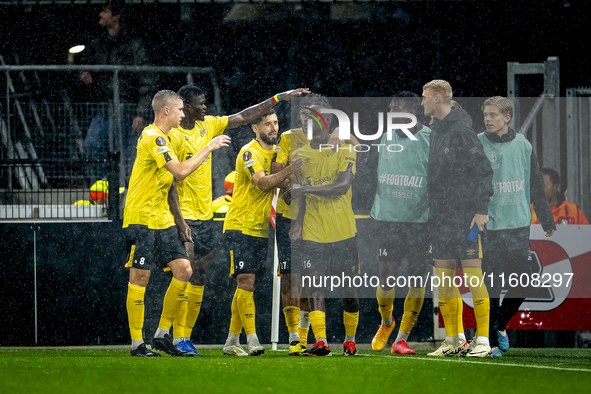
xmin=1 ymin=348 xmax=590 ymax=394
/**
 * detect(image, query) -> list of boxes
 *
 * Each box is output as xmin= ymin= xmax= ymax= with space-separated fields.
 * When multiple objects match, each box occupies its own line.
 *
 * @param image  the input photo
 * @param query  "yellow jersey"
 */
xmin=169 ymin=116 xmax=229 ymax=221
xmin=273 ymin=128 xmax=309 ymax=220
xmin=123 ymin=124 xmax=179 ymax=229
xmin=224 ymin=139 xmax=275 ymax=238
xmin=295 ymin=143 xmax=357 ymax=243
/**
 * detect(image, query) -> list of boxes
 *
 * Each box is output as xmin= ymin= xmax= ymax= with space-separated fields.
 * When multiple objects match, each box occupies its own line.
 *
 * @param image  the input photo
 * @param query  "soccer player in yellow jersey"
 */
xmin=123 ymin=90 xmax=230 ymax=357
xmin=222 ymin=108 xmax=303 ymax=356
xmin=271 ymin=94 xmax=342 ymax=354
xmin=289 ymin=105 xmax=360 ymax=357
xmin=165 ymin=85 xmax=308 ymax=355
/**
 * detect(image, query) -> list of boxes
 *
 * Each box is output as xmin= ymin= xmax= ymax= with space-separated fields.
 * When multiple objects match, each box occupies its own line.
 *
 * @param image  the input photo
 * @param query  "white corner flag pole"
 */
xmin=270 ymin=188 xmax=281 ymax=351
xmin=271 ymin=235 xmax=281 ymax=351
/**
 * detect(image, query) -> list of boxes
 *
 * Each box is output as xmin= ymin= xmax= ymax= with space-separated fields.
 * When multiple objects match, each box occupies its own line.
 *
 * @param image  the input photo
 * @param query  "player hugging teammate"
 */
xmin=123 ymin=83 xmax=553 ymax=358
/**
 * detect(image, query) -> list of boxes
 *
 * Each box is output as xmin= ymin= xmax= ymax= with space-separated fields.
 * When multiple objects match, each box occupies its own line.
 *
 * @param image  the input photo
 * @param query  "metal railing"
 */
xmin=566 ymin=87 xmax=591 ymax=220
xmin=0 ymin=65 xmax=222 ymax=221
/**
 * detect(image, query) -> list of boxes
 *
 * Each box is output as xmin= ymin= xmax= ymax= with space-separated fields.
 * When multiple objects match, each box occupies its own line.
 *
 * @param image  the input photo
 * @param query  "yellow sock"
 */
xmin=343 ymin=311 xmax=359 ymax=337
xmin=173 ymin=292 xmax=188 ymax=339
xmin=182 ymin=284 xmax=205 ymax=339
xmin=464 ymin=267 xmax=490 ymax=338
xmin=236 ymin=288 xmax=256 ymax=335
xmin=158 ymin=277 xmax=188 ymax=331
xmin=127 ymin=283 xmax=146 ymax=341
xmin=399 ymin=286 xmax=425 ymax=334
xmin=376 ymin=287 xmax=396 ymax=321
xmin=454 ymin=285 xmax=465 ymax=335
xmin=298 ymin=327 xmax=309 ymax=347
xmin=229 ymin=289 xmax=243 ymax=335
xmin=283 ymin=306 xmax=300 ymax=334
xmin=309 ymin=311 xmax=327 ymax=342
xmin=436 ymin=267 xmax=458 ymax=337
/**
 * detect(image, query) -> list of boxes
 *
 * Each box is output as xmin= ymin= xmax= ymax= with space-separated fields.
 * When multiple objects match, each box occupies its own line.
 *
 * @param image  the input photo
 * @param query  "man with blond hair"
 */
xmin=123 ymin=90 xmax=230 ymax=357
xmin=479 ymin=96 xmax=555 ymax=355
xmin=422 ymin=80 xmax=494 ymax=357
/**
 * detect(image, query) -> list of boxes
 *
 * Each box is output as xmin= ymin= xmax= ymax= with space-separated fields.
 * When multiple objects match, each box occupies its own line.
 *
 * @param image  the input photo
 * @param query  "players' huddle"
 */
xmin=122 ymin=79 xmax=556 ymax=359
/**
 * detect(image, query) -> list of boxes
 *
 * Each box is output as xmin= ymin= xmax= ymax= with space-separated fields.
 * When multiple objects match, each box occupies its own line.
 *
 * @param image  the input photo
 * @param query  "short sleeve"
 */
xmin=241 ymin=148 xmax=265 ymax=180
xmin=205 ymin=116 xmax=229 ymax=138
xmin=147 ymin=134 xmax=178 ymax=168
xmin=338 ymin=146 xmax=356 ymax=176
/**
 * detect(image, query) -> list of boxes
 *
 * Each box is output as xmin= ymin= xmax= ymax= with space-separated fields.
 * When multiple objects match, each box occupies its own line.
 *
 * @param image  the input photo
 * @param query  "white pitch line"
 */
xmin=356 ymin=354 xmax=591 ymax=373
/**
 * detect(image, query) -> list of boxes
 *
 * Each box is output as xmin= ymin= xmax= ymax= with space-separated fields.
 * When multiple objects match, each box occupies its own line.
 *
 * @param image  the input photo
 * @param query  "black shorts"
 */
xmin=186 ymin=219 xmax=223 ymax=260
xmin=299 ymin=237 xmax=360 ymax=275
xmin=224 ymin=230 xmax=268 ymax=277
xmin=375 ymin=221 xmax=432 ymax=277
xmin=483 ymin=227 xmax=533 ymax=294
xmin=430 ymin=224 xmax=483 ymax=261
xmin=276 ymin=214 xmax=297 ymax=276
xmin=124 ymin=225 xmax=188 ymax=272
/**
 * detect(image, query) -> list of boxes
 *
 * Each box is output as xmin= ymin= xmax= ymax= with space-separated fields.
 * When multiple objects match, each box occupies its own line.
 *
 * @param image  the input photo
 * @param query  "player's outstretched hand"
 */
xmin=207 ymin=135 xmax=231 ymax=151
xmin=290 ymin=186 xmax=306 ymax=201
xmin=283 ymin=189 xmax=292 ymax=205
xmin=291 ymin=153 xmax=303 ymax=174
xmin=545 ymin=229 xmax=555 ymax=237
xmin=279 ymin=88 xmax=311 ymax=102
xmin=177 ymin=221 xmax=193 ymax=243
xmin=470 ymin=214 xmax=489 ymax=232
xmin=290 ymin=221 xmax=303 ymax=240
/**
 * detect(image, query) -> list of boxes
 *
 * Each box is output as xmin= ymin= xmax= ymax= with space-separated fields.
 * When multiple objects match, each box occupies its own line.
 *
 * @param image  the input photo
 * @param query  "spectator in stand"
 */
xmin=79 ymin=0 xmax=156 ymax=181
xmin=530 ymin=168 xmax=589 ymax=225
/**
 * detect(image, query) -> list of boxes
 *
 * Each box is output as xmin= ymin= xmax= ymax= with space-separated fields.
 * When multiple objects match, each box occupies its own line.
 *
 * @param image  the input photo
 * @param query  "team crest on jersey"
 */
xmin=488 ymin=153 xmax=500 ymax=169
xmin=200 ymin=129 xmax=205 ymax=138
xmin=155 ymin=137 xmax=166 ymax=146
xmin=243 ymin=151 xmax=252 ymax=161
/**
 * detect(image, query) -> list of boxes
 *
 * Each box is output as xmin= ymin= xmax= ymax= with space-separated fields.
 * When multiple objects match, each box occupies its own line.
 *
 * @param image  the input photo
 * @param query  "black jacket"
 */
xmin=482 ymin=128 xmax=556 ymax=232
xmin=80 ymin=27 xmax=156 ymax=115
xmin=428 ymin=107 xmax=494 ymax=226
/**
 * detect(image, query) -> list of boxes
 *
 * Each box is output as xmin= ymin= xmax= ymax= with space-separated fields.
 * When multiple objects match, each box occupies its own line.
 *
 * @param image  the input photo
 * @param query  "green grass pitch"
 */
xmin=1 ymin=348 xmax=590 ymax=394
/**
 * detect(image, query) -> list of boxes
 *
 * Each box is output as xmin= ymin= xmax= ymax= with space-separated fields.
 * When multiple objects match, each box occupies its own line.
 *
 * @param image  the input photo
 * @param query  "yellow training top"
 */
xmin=273 ymin=128 xmax=309 ymax=220
xmin=224 ymin=139 xmax=275 ymax=238
xmin=295 ymin=143 xmax=357 ymax=243
xmin=123 ymin=124 xmax=179 ymax=230
xmin=169 ymin=116 xmax=229 ymax=221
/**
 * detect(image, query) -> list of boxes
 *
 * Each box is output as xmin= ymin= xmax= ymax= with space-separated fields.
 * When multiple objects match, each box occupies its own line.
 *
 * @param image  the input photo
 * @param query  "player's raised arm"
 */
xmin=165 ymin=135 xmax=231 ymax=180
xmin=225 ymin=88 xmax=310 ymax=131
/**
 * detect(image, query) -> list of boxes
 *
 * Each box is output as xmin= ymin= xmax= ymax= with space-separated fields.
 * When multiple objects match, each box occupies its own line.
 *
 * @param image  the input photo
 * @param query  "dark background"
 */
xmin=1 ymin=1 xmax=588 ymax=112
xmin=0 ymin=0 xmax=586 ymax=347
